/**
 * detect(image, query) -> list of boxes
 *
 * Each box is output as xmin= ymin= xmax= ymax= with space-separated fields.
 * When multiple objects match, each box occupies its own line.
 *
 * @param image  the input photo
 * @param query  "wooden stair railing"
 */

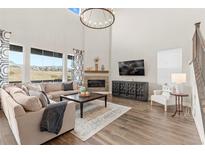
xmin=192 ymin=22 xmax=205 ymax=129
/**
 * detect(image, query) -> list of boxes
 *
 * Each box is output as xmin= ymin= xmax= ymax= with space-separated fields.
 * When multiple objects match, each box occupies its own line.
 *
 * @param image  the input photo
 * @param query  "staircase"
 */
xmin=193 ymin=60 xmax=205 ymax=119
xmin=191 ymin=22 xmax=205 ymax=143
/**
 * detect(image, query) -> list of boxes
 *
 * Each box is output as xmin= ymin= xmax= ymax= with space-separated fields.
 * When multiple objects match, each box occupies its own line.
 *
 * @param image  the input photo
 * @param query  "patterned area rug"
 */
xmin=71 ymin=100 xmax=131 ymax=141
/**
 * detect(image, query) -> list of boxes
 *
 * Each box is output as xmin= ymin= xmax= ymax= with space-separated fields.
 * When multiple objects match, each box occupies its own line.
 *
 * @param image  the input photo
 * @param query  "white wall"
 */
xmin=0 ymin=9 xmax=84 ymax=82
xmin=83 ymin=27 xmax=111 ymax=71
xmin=111 ymin=9 xmax=205 ymax=96
xmin=0 ymin=9 xmax=83 ymax=53
xmin=0 ymin=8 xmax=110 ymax=82
xmin=157 ymin=48 xmax=182 ymax=85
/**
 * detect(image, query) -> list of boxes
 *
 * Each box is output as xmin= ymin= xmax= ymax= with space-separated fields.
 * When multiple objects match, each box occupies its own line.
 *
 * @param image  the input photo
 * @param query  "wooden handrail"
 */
xmin=192 ymin=22 xmax=205 ymax=134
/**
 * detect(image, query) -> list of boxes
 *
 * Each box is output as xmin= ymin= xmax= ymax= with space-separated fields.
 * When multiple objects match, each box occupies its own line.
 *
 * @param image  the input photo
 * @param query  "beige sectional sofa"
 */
xmin=24 ymin=82 xmax=78 ymax=101
xmin=41 ymin=82 xmax=79 ymax=100
xmin=0 ymin=82 xmax=77 ymax=145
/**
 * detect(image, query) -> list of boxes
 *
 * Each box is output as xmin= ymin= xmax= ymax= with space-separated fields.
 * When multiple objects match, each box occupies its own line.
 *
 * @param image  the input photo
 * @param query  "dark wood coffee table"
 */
xmin=60 ymin=93 xmax=107 ymax=118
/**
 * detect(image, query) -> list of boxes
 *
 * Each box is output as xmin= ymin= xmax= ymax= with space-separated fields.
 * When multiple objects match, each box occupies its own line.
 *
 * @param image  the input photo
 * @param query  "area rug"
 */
xmin=71 ymin=100 xmax=131 ymax=141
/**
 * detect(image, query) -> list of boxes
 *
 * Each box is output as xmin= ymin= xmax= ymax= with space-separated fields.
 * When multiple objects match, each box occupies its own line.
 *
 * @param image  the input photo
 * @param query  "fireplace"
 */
xmin=88 ymin=80 xmax=105 ymax=88
xmin=84 ymin=73 xmax=109 ymax=92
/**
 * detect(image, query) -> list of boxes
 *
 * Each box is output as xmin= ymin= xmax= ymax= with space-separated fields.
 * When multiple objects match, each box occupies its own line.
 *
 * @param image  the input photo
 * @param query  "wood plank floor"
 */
xmin=0 ymin=96 xmax=201 ymax=145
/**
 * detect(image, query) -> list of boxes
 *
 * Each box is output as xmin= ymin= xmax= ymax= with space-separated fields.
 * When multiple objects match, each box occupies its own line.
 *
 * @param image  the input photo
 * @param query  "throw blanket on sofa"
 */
xmin=40 ymin=101 xmax=67 ymax=134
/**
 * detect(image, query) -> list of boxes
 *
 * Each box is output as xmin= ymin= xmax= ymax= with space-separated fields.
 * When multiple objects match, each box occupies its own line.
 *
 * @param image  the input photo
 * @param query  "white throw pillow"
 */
xmin=26 ymin=83 xmax=43 ymax=91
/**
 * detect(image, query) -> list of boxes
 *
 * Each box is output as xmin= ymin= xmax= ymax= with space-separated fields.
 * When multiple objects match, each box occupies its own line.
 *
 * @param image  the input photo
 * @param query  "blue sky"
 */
xmin=9 ymin=51 xmax=23 ymax=64
xmin=9 ymin=51 xmax=72 ymax=68
xmin=68 ymin=8 xmax=80 ymax=15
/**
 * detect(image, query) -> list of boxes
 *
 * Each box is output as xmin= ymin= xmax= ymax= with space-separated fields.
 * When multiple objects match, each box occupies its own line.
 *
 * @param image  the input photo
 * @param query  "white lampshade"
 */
xmin=171 ymin=73 xmax=187 ymax=84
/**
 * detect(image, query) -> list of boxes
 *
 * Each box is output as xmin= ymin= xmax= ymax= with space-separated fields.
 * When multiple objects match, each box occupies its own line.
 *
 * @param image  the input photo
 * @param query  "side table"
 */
xmin=170 ymin=93 xmax=189 ymax=117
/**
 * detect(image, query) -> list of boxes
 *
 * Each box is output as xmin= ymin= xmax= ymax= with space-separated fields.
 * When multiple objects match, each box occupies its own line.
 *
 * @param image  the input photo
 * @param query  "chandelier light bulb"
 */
xmin=80 ymin=8 xmax=115 ymax=29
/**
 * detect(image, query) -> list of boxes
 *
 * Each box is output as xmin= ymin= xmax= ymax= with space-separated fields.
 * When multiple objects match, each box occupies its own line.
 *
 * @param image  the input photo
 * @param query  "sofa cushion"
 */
xmin=47 ymin=91 xmax=65 ymax=99
xmin=45 ymin=83 xmax=63 ymax=93
xmin=63 ymin=82 xmax=73 ymax=91
xmin=47 ymin=90 xmax=78 ymax=99
xmin=49 ymin=99 xmax=58 ymax=104
xmin=3 ymin=83 xmax=22 ymax=89
xmin=21 ymin=85 xmax=29 ymax=95
xmin=61 ymin=90 xmax=79 ymax=96
xmin=26 ymin=83 xmax=43 ymax=92
xmin=29 ymin=90 xmax=50 ymax=107
xmin=9 ymin=88 xmax=42 ymax=112
xmin=39 ymin=83 xmax=46 ymax=92
xmin=47 ymin=94 xmax=52 ymax=99
xmin=7 ymin=86 xmax=27 ymax=95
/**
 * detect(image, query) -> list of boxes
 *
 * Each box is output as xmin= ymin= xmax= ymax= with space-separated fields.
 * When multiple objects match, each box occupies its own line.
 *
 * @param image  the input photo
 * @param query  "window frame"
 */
xmin=67 ymin=54 xmax=74 ymax=81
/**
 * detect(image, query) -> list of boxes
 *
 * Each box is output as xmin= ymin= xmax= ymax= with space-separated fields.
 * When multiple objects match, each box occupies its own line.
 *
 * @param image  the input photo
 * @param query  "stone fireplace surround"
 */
xmin=84 ymin=71 xmax=109 ymax=92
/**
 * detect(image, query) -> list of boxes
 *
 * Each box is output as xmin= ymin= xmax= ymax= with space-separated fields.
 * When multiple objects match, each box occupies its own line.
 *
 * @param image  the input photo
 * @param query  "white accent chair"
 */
xmin=151 ymin=85 xmax=172 ymax=112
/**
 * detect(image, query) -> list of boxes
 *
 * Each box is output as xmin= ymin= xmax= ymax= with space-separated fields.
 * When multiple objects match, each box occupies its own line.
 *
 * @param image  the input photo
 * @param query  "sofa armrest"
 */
xmin=1 ymin=88 xmax=26 ymax=118
xmin=153 ymin=90 xmax=162 ymax=95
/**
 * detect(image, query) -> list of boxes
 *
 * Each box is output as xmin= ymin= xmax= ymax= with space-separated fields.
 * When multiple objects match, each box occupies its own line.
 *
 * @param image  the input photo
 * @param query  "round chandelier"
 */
xmin=80 ymin=8 xmax=115 ymax=29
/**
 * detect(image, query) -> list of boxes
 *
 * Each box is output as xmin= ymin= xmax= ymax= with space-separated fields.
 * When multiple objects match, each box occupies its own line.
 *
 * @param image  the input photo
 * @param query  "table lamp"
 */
xmin=171 ymin=73 xmax=187 ymax=93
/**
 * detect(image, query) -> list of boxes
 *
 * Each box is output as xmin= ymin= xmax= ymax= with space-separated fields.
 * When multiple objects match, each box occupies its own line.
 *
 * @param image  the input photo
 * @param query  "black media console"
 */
xmin=112 ymin=80 xmax=149 ymax=101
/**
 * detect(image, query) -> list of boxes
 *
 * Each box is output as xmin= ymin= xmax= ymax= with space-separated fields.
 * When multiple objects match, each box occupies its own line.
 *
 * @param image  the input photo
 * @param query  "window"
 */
xmin=157 ymin=48 xmax=182 ymax=85
xmin=30 ymin=48 xmax=63 ymax=82
xmin=67 ymin=55 xmax=74 ymax=81
xmin=9 ymin=44 xmax=23 ymax=82
xmin=68 ymin=8 xmax=80 ymax=15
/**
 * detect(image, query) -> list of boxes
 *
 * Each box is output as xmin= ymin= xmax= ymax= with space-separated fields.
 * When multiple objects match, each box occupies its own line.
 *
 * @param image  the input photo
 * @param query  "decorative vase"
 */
xmin=95 ymin=63 xmax=98 ymax=71
xmin=101 ymin=64 xmax=105 ymax=71
xmin=94 ymin=57 xmax=99 ymax=71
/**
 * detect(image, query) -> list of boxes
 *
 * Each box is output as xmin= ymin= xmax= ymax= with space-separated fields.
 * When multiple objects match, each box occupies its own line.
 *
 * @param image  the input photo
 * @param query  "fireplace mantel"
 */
xmin=84 ymin=70 xmax=109 ymax=74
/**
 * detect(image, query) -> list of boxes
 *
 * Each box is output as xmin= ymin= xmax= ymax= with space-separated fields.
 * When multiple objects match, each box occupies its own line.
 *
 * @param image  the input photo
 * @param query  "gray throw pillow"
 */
xmin=63 ymin=82 xmax=73 ymax=91
xmin=29 ymin=90 xmax=50 ymax=107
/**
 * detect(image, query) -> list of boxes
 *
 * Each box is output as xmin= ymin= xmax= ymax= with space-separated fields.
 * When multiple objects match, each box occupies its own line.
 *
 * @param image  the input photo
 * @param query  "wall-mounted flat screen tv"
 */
xmin=118 ymin=59 xmax=145 ymax=76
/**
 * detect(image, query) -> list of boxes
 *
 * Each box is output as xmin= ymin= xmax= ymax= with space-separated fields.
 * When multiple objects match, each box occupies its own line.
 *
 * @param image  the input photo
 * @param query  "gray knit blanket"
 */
xmin=40 ymin=101 xmax=67 ymax=134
